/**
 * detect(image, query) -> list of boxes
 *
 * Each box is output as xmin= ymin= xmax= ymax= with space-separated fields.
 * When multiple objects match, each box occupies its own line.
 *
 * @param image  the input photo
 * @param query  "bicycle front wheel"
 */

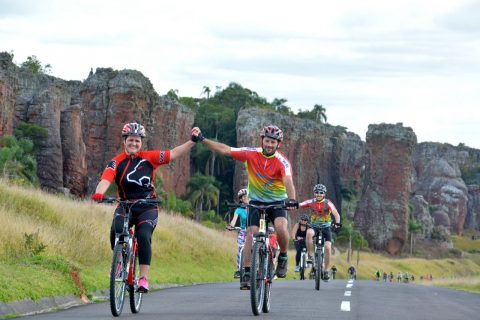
xmin=129 ymin=245 xmax=143 ymax=313
xmin=250 ymin=240 xmax=265 ymax=315
xmin=239 ymin=247 xmax=245 ymax=283
xmin=299 ymin=253 xmax=306 ymax=280
xmin=315 ymin=251 xmax=323 ymax=291
xmin=110 ymin=244 xmax=127 ymax=317
xmin=262 ymin=251 xmax=274 ymax=313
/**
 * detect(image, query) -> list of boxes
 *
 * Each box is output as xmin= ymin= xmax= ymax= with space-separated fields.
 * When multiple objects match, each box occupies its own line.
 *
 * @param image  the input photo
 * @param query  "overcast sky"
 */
xmin=1 ymin=0 xmax=479 ymax=148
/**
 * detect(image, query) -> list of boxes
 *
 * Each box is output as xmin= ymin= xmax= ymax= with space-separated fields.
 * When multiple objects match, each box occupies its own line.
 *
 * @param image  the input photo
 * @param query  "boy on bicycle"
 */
xmin=191 ymin=125 xmax=298 ymax=289
xmin=299 ymin=184 xmax=341 ymax=281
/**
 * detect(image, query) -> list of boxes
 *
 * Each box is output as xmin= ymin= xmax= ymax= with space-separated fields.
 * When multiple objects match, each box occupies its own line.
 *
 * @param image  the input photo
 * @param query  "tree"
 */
xmin=202 ymin=86 xmax=211 ymax=99
xmin=20 ymin=55 xmax=52 ymax=74
xmin=408 ymin=218 xmax=423 ymax=255
xmin=0 ymin=136 xmax=38 ymax=186
xmin=271 ymin=98 xmax=293 ymax=115
xmin=166 ymin=89 xmax=179 ymax=101
xmin=313 ymin=104 xmax=327 ymax=123
xmin=184 ymin=173 xmax=220 ymax=221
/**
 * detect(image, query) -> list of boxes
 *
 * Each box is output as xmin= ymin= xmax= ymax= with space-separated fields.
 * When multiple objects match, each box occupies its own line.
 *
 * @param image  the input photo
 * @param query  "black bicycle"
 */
xmin=228 ymin=202 xmax=286 ymax=316
xmin=307 ymin=222 xmax=330 ymax=291
xmin=294 ymin=241 xmax=309 ymax=280
xmin=101 ymin=197 xmax=160 ymax=317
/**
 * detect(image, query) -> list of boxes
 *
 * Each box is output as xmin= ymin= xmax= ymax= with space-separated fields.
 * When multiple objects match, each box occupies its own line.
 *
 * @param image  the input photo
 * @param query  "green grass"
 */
xmin=452 ymin=235 xmax=480 ymax=253
xmin=1 ymin=181 xmax=479 ymax=305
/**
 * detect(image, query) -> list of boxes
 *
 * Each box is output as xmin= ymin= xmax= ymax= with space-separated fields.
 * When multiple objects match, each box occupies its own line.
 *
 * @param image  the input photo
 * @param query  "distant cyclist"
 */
xmin=348 ymin=265 xmax=356 ymax=280
xmin=268 ymin=226 xmax=279 ymax=271
xmin=91 ymin=122 xmax=195 ymax=293
xmin=291 ymin=213 xmax=309 ymax=272
xmin=299 ymin=184 xmax=341 ymax=281
xmin=191 ymin=125 xmax=298 ymax=289
xmin=227 ymin=188 xmax=249 ymax=278
xmin=331 ymin=265 xmax=337 ymax=280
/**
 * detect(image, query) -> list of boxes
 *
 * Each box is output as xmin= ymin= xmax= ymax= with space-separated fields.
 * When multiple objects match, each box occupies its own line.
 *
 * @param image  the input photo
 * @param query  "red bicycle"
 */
xmin=101 ymin=197 xmax=160 ymax=317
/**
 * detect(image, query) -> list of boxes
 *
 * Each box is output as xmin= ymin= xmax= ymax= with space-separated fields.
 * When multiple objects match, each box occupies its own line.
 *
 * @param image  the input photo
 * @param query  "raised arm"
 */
xmin=170 ymin=140 xmax=196 ymax=161
xmin=191 ymin=127 xmax=232 ymax=156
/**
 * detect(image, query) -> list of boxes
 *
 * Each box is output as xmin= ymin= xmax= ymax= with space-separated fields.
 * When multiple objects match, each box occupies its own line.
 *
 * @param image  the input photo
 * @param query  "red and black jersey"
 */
xmin=100 ymin=150 xmax=171 ymax=199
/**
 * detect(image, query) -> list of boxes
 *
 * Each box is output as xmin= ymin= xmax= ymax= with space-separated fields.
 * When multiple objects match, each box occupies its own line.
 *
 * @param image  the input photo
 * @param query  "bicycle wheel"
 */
xmin=315 ymin=250 xmax=323 ymax=291
xmin=250 ymin=240 xmax=265 ymax=315
xmin=299 ymin=253 xmax=306 ymax=280
xmin=262 ymin=251 xmax=274 ymax=313
xmin=129 ymin=243 xmax=143 ymax=313
xmin=110 ymin=244 xmax=127 ymax=316
xmin=239 ymin=247 xmax=245 ymax=283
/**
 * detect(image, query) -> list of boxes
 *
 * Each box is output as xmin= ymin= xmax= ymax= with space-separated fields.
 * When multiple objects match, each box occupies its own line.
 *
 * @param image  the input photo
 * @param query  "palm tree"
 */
xmin=202 ymin=86 xmax=211 ymax=99
xmin=313 ymin=104 xmax=327 ymax=123
xmin=184 ymin=173 xmax=219 ymax=221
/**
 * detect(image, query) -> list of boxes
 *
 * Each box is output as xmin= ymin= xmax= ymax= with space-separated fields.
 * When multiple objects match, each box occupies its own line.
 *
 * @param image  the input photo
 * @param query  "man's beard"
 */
xmin=262 ymin=146 xmax=276 ymax=156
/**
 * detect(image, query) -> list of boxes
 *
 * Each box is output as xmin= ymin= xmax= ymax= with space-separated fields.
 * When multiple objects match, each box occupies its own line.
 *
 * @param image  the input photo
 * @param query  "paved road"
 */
xmin=24 ymin=279 xmax=479 ymax=319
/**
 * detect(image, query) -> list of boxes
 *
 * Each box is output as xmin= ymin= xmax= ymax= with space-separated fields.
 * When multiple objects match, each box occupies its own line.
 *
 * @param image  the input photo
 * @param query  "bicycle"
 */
xmin=294 ymin=241 xmax=308 ymax=280
xmin=228 ymin=202 xmax=286 ymax=316
xmin=227 ymin=226 xmax=246 ymax=284
xmin=306 ymin=222 xmax=330 ymax=291
xmin=101 ymin=197 xmax=160 ymax=317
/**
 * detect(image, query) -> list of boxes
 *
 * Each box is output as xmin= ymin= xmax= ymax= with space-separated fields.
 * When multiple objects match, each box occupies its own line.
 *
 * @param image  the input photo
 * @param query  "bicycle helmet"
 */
xmin=313 ymin=184 xmax=327 ymax=194
xmin=260 ymin=125 xmax=283 ymax=142
xmin=122 ymin=122 xmax=146 ymax=137
xmin=237 ymin=188 xmax=247 ymax=198
xmin=300 ymin=213 xmax=310 ymax=222
xmin=268 ymin=226 xmax=275 ymax=234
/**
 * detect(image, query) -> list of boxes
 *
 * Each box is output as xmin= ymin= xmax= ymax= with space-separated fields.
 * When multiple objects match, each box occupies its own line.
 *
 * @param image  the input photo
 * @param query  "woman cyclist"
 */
xmin=91 ymin=122 xmax=195 ymax=293
xmin=227 ymin=188 xmax=249 ymax=278
xmin=291 ymin=213 xmax=309 ymax=272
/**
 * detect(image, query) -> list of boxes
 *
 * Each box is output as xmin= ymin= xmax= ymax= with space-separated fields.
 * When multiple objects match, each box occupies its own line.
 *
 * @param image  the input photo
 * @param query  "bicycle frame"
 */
xmin=307 ymin=222 xmax=330 ymax=291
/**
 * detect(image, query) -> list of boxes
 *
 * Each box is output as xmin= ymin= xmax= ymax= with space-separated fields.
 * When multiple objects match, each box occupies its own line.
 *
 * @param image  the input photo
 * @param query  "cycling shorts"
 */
xmin=247 ymin=200 xmax=288 ymax=228
xmin=309 ymin=226 xmax=332 ymax=242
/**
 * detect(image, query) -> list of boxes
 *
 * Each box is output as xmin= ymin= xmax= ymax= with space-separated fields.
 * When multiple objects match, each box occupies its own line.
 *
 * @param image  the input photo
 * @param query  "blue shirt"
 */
xmin=235 ymin=207 xmax=248 ymax=229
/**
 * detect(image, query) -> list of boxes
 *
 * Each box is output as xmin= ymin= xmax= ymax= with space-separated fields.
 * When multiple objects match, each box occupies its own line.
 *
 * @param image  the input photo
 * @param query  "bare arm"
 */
xmin=291 ymin=222 xmax=299 ymax=239
xmin=191 ymin=127 xmax=232 ymax=156
xmin=170 ymin=140 xmax=196 ymax=161
xmin=95 ymin=179 xmax=111 ymax=194
xmin=283 ymin=175 xmax=296 ymax=200
xmin=229 ymin=213 xmax=239 ymax=227
xmin=331 ymin=206 xmax=341 ymax=224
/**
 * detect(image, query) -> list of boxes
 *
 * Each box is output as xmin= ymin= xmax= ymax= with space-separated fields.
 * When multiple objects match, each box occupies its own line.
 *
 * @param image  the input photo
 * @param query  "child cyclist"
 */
xmin=226 ymin=188 xmax=249 ymax=278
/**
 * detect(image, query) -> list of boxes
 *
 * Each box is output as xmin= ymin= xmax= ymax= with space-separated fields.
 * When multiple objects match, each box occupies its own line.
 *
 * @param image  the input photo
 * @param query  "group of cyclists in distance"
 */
xmin=91 ymin=121 xmax=343 ymax=295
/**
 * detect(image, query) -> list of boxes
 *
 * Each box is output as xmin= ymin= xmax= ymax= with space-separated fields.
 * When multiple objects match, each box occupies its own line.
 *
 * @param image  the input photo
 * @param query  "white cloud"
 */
xmin=1 ymin=0 xmax=479 ymax=148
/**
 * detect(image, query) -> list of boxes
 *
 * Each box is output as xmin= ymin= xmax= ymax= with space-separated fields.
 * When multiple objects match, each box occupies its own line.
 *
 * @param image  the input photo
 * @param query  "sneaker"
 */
xmin=137 ymin=276 xmax=149 ymax=293
xmin=276 ymin=254 xmax=288 ymax=278
xmin=294 ymin=266 xmax=300 ymax=272
xmin=306 ymin=255 xmax=313 ymax=267
xmin=322 ymin=270 xmax=330 ymax=281
xmin=234 ymin=270 xmax=241 ymax=278
xmin=240 ymin=273 xmax=250 ymax=290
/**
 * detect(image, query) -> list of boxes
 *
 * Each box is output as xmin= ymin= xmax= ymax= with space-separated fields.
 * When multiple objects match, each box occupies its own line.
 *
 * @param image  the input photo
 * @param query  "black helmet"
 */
xmin=313 ymin=184 xmax=327 ymax=194
xmin=300 ymin=213 xmax=309 ymax=222
xmin=122 ymin=122 xmax=146 ymax=137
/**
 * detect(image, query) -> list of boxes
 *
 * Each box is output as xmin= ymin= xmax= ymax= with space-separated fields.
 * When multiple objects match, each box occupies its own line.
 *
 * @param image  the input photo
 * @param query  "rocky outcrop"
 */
xmin=413 ymin=143 xmax=479 ymax=234
xmin=0 ymin=53 xmax=193 ymax=197
xmin=409 ymin=195 xmax=434 ymax=238
xmin=233 ymin=108 xmax=365 ymax=221
xmin=466 ymin=184 xmax=480 ymax=230
xmin=354 ymin=123 xmax=417 ymax=255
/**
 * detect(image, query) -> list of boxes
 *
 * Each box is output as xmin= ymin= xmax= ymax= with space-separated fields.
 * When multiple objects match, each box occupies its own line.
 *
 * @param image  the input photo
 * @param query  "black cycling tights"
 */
xmin=110 ymin=216 xmax=156 ymax=265
xmin=294 ymin=240 xmax=306 ymax=265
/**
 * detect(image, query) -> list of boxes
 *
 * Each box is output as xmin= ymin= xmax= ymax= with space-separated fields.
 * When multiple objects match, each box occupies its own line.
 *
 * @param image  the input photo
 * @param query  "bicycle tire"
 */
xmin=239 ymin=247 xmax=245 ymax=283
xmin=250 ymin=240 xmax=265 ymax=315
xmin=129 ymin=243 xmax=143 ymax=313
xmin=315 ymin=250 xmax=323 ymax=291
xmin=110 ymin=244 xmax=127 ymax=317
xmin=300 ymin=252 xmax=306 ymax=280
xmin=262 ymin=250 xmax=274 ymax=313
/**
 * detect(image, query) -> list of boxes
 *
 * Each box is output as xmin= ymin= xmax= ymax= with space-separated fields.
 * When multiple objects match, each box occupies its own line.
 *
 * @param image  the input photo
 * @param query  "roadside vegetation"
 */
xmin=0 ymin=182 xmax=479 ymax=306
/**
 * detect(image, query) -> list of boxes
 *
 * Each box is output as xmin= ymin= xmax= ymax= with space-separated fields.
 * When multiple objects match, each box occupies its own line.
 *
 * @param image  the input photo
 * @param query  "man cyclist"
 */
xmin=291 ymin=213 xmax=309 ymax=272
xmin=226 ymin=188 xmax=249 ymax=278
xmin=191 ymin=125 xmax=298 ymax=289
xmin=348 ymin=265 xmax=356 ymax=280
xmin=299 ymin=184 xmax=341 ymax=281
xmin=91 ymin=122 xmax=195 ymax=293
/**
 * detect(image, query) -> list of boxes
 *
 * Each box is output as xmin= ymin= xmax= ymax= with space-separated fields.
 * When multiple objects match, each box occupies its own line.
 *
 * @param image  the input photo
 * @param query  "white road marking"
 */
xmin=341 ymin=301 xmax=351 ymax=311
xmin=348 ymin=279 xmax=353 ymax=284
xmin=344 ymin=291 xmax=351 ymax=296
xmin=346 ymin=283 xmax=353 ymax=288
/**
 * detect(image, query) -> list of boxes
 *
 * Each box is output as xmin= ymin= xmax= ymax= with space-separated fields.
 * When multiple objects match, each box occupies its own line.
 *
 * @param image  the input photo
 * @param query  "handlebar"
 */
xmin=226 ymin=226 xmax=243 ymax=231
xmin=226 ymin=202 xmax=287 ymax=211
xmin=306 ymin=222 xmax=331 ymax=230
xmin=101 ymin=197 xmax=161 ymax=205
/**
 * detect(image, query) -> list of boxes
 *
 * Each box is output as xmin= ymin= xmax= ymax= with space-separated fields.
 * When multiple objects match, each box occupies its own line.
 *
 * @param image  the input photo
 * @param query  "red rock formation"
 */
xmin=355 ymin=123 xmax=417 ymax=255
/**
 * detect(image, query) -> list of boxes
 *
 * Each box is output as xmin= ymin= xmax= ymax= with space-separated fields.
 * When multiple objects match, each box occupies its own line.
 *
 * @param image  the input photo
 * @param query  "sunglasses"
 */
xmin=314 ymin=192 xmax=325 ymax=195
